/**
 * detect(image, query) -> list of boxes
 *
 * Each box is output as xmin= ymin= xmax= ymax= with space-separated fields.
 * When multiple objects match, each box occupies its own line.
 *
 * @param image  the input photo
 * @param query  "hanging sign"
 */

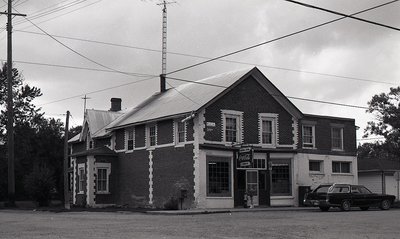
xmin=237 ymin=147 xmax=253 ymax=168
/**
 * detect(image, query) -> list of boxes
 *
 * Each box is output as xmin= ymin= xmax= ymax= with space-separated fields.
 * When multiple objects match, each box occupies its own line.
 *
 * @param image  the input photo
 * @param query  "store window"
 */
xmin=207 ymin=156 xmax=231 ymax=197
xmin=271 ymin=159 xmax=291 ymax=196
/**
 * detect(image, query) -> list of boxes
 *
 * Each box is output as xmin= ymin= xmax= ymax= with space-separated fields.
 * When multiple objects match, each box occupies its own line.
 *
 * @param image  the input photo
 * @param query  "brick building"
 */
xmin=67 ymin=67 xmax=357 ymax=209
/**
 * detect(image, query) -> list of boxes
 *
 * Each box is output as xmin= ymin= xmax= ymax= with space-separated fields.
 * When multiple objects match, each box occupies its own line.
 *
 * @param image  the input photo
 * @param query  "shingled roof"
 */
xmin=107 ymin=67 xmax=303 ymax=130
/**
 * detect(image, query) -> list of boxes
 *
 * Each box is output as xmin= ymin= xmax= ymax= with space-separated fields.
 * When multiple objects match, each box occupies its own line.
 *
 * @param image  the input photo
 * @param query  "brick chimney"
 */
xmin=110 ymin=98 xmax=122 ymax=112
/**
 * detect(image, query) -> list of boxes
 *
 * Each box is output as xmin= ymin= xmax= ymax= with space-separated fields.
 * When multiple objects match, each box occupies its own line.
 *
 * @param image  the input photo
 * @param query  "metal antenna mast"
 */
xmin=82 ymin=95 xmax=91 ymax=115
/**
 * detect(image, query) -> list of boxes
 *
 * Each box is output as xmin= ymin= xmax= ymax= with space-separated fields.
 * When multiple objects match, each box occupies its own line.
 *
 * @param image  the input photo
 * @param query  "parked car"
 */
xmin=303 ymin=184 xmax=332 ymax=211
xmin=316 ymin=184 xmax=395 ymax=211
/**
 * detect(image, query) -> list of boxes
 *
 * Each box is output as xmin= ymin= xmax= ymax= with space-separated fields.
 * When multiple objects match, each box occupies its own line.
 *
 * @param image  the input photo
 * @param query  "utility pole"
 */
xmin=63 ymin=111 xmax=70 ymax=209
xmin=0 ymin=0 xmax=26 ymax=207
xmin=82 ymin=95 xmax=91 ymax=115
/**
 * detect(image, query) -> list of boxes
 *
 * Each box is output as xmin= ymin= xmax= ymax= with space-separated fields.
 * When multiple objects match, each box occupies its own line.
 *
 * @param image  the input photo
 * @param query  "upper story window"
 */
xmin=175 ymin=120 xmax=186 ymax=144
xmin=126 ymin=128 xmax=134 ymax=151
xmin=222 ymin=110 xmax=243 ymax=143
xmin=302 ymin=125 xmax=315 ymax=148
xmin=331 ymin=127 xmax=343 ymax=150
xmin=259 ymin=113 xmax=278 ymax=146
xmin=147 ymin=124 xmax=157 ymax=147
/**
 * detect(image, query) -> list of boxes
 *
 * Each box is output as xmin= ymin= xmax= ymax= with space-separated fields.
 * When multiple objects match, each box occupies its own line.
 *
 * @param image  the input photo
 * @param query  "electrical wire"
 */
xmin=2 ymin=29 xmax=395 ymax=86
xmin=284 ymin=0 xmax=400 ymax=32
xmin=165 ymin=0 xmax=399 ymax=76
xmin=166 ymin=76 xmax=369 ymax=110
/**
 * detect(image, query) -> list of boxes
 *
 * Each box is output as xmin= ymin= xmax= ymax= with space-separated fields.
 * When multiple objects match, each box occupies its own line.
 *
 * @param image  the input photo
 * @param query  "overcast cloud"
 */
xmin=0 ymin=0 xmax=399 ymax=143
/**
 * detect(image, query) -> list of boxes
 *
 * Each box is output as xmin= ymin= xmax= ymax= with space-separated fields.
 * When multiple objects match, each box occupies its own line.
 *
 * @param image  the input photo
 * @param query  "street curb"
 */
xmin=144 ymin=207 xmax=317 ymax=215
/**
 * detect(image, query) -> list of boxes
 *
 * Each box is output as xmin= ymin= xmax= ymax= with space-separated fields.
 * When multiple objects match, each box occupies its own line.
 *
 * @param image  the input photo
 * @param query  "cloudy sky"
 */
xmin=0 ymin=0 xmax=399 ymax=143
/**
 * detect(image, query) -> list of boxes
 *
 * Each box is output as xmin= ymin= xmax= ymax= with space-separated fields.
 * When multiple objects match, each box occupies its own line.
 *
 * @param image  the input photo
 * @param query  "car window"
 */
xmin=359 ymin=186 xmax=372 ymax=194
xmin=315 ymin=186 xmax=329 ymax=193
xmin=329 ymin=185 xmax=350 ymax=193
xmin=351 ymin=186 xmax=360 ymax=193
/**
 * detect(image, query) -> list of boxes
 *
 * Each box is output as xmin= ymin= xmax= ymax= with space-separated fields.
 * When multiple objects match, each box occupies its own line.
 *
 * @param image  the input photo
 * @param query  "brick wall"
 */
xmin=115 ymin=128 xmax=125 ymax=150
xmin=204 ymin=76 xmax=294 ymax=145
xmin=157 ymin=119 xmax=174 ymax=145
xmin=135 ymin=125 xmax=146 ymax=148
xmin=299 ymin=115 xmax=356 ymax=156
xmin=116 ymin=150 xmax=150 ymax=207
xmin=152 ymin=144 xmax=195 ymax=209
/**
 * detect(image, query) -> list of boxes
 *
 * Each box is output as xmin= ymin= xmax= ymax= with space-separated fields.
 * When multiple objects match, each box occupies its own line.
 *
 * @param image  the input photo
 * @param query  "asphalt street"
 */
xmin=0 ymin=208 xmax=399 ymax=239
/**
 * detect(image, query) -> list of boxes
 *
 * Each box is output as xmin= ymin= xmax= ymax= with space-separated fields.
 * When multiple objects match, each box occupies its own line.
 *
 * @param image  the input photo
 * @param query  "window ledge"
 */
xmin=77 ymin=192 xmax=84 ymax=195
xmin=174 ymin=144 xmax=185 ymax=148
xmin=331 ymin=148 xmax=344 ymax=152
xmin=125 ymin=150 xmax=134 ymax=154
xmin=96 ymin=192 xmax=110 ymax=195
xmin=206 ymin=196 xmax=233 ymax=199
xmin=303 ymin=147 xmax=316 ymax=150
xmin=331 ymin=173 xmax=353 ymax=176
xmin=270 ymin=196 xmax=294 ymax=199
xmin=309 ymin=172 xmax=325 ymax=176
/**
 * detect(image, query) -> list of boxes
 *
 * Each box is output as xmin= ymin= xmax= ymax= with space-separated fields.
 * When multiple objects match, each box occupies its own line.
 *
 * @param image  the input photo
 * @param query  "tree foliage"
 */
xmin=0 ymin=63 xmax=65 ymax=202
xmin=362 ymin=87 xmax=400 ymax=159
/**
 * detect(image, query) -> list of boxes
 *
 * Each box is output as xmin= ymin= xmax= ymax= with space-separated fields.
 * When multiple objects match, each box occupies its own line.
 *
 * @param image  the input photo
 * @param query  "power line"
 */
xmin=165 ymin=0 xmax=398 ymax=76
xmin=14 ymin=7 xmax=153 ymax=80
xmin=166 ymin=76 xmax=369 ymax=110
xmin=0 ymin=59 xmax=156 ymax=77
xmin=284 ymin=0 xmax=400 ymax=32
xmin=38 ymin=75 xmax=158 ymax=106
xmin=5 ymin=29 xmax=396 ymax=86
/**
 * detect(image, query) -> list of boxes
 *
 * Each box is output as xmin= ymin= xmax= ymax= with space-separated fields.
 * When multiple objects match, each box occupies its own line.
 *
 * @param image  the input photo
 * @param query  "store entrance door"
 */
xmin=246 ymin=170 xmax=259 ymax=206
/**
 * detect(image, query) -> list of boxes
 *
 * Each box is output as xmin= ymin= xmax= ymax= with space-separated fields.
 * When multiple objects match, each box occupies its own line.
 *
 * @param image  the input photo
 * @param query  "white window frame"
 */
xmin=125 ymin=128 xmax=134 ymax=151
xmin=258 ymin=113 xmax=278 ymax=147
xmin=309 ymin=160 xmax=323 ymax=174
xmin=146 ymin=124 xmax=157 ymax=148
xmin=331 ymin=127 xmax=344 ymax=151
xmin=302 ymin=125 xmax=315 ymax=149
xmin=222 ymin=110 xmax=243 ymax=144
xmin=175 ymin=120 xmax=187 ymax=145
xmin=78 ymin=163 xmax=85 ymax=194
xmin=96 ymin=163 xmax=111 ymax=194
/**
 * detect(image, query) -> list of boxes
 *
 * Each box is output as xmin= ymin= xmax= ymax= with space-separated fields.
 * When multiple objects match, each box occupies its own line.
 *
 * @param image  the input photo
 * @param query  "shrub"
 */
xmin=24 ymin=166 xmax=55 ymax=207
xmin=163 ymin=197 xmax=179 ymax=210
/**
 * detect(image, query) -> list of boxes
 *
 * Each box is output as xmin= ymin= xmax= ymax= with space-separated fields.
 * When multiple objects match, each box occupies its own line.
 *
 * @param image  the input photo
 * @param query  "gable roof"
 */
xmin=79 ymin=109 xmax=124 ymax=140
xmin=107 ymin=67 xmax=303 ymax=130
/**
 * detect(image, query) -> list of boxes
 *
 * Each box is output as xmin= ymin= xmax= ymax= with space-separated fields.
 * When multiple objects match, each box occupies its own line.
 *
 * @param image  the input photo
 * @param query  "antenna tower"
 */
xmin=157 ymin=0 xmax=176 ymax=75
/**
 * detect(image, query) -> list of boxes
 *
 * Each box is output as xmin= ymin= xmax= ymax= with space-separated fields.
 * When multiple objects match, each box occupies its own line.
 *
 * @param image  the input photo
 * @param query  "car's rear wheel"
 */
xmin=319 ymin=206 xmax=330 ymax=212
xmin=341 ymin=200 xmax=351 ymax=211
xmin=360 ymin=206 xmax=369 ymax=211
xmin=380 ymin=199 xmax=391 ymax=210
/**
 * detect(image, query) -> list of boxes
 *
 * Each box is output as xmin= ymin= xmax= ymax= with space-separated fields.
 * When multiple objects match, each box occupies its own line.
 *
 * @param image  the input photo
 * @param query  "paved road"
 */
xmin=0 ymin=208 xmax=399 ymax=238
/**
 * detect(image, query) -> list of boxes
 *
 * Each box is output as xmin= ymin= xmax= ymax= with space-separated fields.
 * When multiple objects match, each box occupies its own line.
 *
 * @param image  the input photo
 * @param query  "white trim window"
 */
xmin=78 ymin=164 xmax=85 ymax=194
xmin=259 ymin=113 xmax=278 ymax=146
xmin=96 ymin=163 xmax=111 ymax=194
xmin=222 ymin=110 xmax=243 ymax=144
xmin=175 ymin=120 xmax=187 ymax=144
xmin=332 ymin=161 xmax=351 ymax=174
xmin=331 ymin=127 xmax=344 ymax=150
xmin=302 ymin=125 xmax=315 ymax=148
xmin=126 ymin=128 xmax=134 ymax=151
xmin=147 ymin=124 xmax=157 ymax=147
xmin=206 ymin=156 xmax=232 ymax=197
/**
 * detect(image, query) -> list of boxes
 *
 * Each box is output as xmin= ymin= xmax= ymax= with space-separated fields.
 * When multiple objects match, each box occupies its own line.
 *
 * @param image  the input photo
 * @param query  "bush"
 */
xmin=24 ymin=166 xmax=55 ymax=207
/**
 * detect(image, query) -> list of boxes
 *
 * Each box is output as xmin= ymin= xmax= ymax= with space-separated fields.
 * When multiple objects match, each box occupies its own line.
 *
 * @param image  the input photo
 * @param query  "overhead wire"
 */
xmin=165 ymin=0 xmax=399 ymax=76
xmin=284 ymin=0 xmax=400 ymax=32
xmin=166 ymin=76 xmax=369 ymax=110
xmin=2 ymin=29 xmax=395 ymax=86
